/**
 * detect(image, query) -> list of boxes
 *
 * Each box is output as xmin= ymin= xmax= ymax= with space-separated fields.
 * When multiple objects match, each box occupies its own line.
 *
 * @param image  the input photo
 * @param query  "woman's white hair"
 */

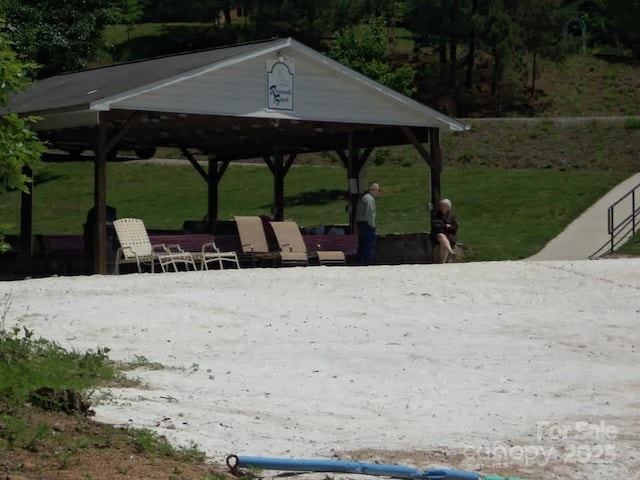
xmin=440 ymin=198 xmax=452 ymax=209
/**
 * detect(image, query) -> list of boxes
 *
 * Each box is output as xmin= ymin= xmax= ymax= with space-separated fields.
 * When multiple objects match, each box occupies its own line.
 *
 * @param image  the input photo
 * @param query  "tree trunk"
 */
xmin=491 ymin=48 xmax=500 ymax=96
xmin=465 ymin=0 xmax=478 ymax=88
xmin=449 ymin=0 xmax=459 ymax=87
xmin=254 ymin=0 xmax=265 ymax=32
xmin=530 ymin=49 xmax=537 ymax=97
xmin=223 ymin=1 xmax=231 ymax=25
xmin=449 ymin=39 xmax=458 ymax=87
xmin=466 ymin=37 xmax=475 ymax=88
xmin=439 ymin=39 xmax=448 ymax=83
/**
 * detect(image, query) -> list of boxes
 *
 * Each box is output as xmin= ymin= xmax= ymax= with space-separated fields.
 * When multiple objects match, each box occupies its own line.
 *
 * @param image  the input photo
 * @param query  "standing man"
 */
xmin=356 ymin=182 xmax=380 ymax=265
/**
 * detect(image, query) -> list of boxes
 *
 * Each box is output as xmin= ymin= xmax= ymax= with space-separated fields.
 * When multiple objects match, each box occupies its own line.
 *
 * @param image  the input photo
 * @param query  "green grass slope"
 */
xmin=535 ymin=55 xmax=640 ymax=116
xmin=0 ymin=162 xmax=627 ymax=262
xmin=616 ymin=231 xmax=640 ymax=256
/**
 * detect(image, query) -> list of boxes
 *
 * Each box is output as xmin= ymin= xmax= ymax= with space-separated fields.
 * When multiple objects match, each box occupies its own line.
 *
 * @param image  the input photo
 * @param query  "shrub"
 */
xmin=374 ymin=148 xmax=391 ymax=166
xmin=0 ymin=297 xmax=118 ymax=406
xmin=0 ymin=224 xmax=10 ymax=253
xmin=623 ymin=118 xmax=640 ymax=130
xmin=457 ymin=152 xmax=474 ymax=164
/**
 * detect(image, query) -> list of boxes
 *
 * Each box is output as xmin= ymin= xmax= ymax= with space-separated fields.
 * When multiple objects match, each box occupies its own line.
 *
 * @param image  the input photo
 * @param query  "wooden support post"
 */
xmin=273 ymin=148 xmax=285 ymax=221
xmin=180 ymin=146 xmax=208 ymax=181
xmin=106 ymin=112 xmax=139 ymax=154
xmin=94 ymin=117 xmax=108 ymax=274
xmin=335 ymin=149 xmax=349 ymax=168
xmin=357 ymin=146 xmax=374 ymax=202
xmin=19 ymin=166 xmax=34 ymax=256
xmin=263 ymin=155 xmax=275 ymax=174
xmin=403 ymin=126 xmax=438 ymax=213
xmin=283 ymin=154 xmax=297 ymax=175
xmin=218 ymin=159 xmax=231 ymax=179
xmin=429 ymin=127 xmax=442 ymax=207
xmin=401 ymin=126 xmax=432 ymax=166
xmin=207 ymin=155 xmax=219 ymax=232
xmin=360 ymin=146 xmax=374 ymax=166
xmin=347 ymin=134 xmax=359 ymax=234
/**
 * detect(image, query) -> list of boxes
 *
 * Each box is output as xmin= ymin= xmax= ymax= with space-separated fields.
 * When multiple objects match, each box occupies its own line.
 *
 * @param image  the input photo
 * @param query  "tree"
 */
xmin=113 ymin=0 xmax=144 ymax=41
xmin=248 ymin=0 xmax=333 ymax=49
xmin=0 ymin=21 xmax=45 ymax=252
xmin=474 ymin=0 xmax=520 ymax=98
xmin=0 ymin=0 xmax=142 ymax=78
xmin=606 ymin=0 xmax=640 ymax=58
xmin=329 ymin=16 xmax=417 ymax=97
xmin=408 ymin=0 xmax=476 ymax=88
xmin=517 ymin=0 xmax=574 ymax=96
xmin=0 ymin=23 xmax=45 ymax=193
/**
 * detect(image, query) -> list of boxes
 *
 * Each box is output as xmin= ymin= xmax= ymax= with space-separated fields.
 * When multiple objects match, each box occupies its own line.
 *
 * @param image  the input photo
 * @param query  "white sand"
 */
xmin=2 ymin=260 xmax=639 ymax=479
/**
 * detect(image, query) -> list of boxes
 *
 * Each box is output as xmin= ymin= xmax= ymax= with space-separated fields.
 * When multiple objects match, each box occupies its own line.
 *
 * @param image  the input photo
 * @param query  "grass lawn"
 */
xmin=157 ymin=118 xmax=640 ymax=171
xmin=616 ymin=231 xmax=640 ymax=256
xmin=382 ymin=118 xmax=640 ymax=172
xmin=0 ymin=163 xmax=628 ymax=262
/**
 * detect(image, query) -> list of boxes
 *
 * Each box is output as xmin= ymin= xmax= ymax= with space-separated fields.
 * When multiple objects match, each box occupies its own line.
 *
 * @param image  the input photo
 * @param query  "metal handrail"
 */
xmin=590 ymin=181 xmax=640 ymax=259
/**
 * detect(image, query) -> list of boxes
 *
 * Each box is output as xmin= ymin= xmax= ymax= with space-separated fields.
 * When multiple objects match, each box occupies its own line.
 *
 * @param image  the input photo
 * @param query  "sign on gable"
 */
xmin=266 ymin=59 xmax=294 ymax=111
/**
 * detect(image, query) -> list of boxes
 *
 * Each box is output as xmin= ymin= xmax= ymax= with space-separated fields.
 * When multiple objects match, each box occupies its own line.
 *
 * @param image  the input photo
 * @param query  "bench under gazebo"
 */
xmin=8 ymin=37 xmax=466 ymax=274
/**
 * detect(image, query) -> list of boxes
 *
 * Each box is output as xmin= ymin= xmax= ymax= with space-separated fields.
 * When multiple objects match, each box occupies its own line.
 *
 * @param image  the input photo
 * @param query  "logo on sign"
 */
xmin=267 ymin=60 xmax=294 ymax=111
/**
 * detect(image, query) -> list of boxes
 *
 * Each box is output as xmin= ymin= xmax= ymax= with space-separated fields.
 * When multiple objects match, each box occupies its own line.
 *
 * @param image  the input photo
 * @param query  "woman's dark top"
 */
xmin=431 ymin=210 xmax=458 ymax=244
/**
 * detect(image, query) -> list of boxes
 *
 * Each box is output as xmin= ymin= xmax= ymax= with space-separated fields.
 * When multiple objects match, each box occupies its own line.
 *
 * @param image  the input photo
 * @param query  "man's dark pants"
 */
xmin=357 ymin=222 xmax=377 ymax=266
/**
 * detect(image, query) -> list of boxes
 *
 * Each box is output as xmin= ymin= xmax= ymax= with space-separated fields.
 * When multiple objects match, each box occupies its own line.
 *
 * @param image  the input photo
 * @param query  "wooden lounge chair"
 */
xmin=233 ymin=216 xmax=281 ymax=267
xmin=113 ymin=218 xmax=197 ymax=273
xmin=270 ymin=221 xmax=346 ymax=266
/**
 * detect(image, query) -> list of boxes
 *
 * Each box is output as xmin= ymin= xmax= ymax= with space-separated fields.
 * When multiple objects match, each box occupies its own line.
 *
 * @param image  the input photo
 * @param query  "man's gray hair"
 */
xmin=369 ymin=182 xmax=380 ymax=192
xmin=440 ymin=198 xmax=452 ymax=209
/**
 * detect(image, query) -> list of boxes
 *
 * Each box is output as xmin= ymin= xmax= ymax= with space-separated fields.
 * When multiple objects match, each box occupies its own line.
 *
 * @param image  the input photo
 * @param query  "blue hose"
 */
xmin=228 ymin=455 xmax=481 ymax=480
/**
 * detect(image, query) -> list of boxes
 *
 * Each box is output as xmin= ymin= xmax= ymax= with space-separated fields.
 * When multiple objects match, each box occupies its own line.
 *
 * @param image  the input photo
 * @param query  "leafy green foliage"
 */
xmin=0 ymin=113 xmax=45 ymax=191
xmin=0 ymin=23 xmax=45 ymax=194
xmin=624 ymin=118 xmax=640 ymax=130
xmin=0 ymin=0 xmax=143 ymax=77
xmin=329 ymin=16 xmax=416 ymax=97
xmin=111 ymin=0 xmax=144 ymax=25
xmin=582 ymin=0 xmax=640 ymax=59
xmin=0 ymin=302 xmax=117 ymax=406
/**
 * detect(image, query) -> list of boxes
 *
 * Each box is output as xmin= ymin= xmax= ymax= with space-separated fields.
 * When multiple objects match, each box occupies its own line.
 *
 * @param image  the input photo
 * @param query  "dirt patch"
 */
xmin=0 ymin=406 xmax=228 ymax=480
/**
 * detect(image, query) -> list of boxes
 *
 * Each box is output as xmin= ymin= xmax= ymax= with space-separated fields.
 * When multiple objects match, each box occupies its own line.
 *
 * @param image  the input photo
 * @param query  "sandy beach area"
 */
xmin=2 ymin=259 xmax=639 ymax=479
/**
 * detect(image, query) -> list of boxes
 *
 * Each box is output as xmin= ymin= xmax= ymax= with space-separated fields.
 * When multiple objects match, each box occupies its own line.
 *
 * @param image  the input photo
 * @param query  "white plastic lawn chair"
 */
xmin=195 ymin=241 xmax=240 ymax=270
xmin=113 ymin=218 xmax=196 ymax=273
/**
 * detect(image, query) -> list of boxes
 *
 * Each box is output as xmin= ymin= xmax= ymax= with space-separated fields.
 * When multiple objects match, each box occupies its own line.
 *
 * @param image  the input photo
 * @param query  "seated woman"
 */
xmin=431 ymin=198 xmax=458 ymax=263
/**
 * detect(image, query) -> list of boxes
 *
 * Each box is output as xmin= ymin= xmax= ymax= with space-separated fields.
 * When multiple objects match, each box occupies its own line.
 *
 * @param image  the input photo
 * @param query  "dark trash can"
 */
xmin=83 ymin=205 xmax=117 ymax=273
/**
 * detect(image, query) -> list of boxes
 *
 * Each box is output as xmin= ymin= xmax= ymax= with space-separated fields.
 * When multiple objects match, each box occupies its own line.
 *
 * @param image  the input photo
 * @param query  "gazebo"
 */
xmin=9 ymin=37 xmax=467 ymax=273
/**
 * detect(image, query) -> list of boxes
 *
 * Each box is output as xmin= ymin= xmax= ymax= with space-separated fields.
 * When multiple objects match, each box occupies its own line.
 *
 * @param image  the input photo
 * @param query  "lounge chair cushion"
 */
xmin=280 ymin=251 xmax=308 ymax=263
xmin=317 ymin=251 xmax=346 ymax=263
